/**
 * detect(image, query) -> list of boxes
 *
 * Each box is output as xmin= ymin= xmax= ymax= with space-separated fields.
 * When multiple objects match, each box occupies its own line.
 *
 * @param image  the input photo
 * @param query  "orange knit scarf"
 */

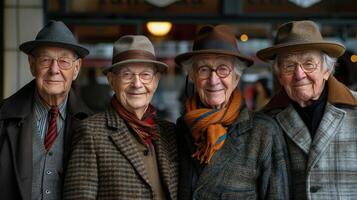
xmin=184 ymin=89 xmax=242 ymax=163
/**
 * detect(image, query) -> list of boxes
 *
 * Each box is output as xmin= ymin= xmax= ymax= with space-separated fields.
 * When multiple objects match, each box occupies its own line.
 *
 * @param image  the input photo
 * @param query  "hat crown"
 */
xmin=275 ymin=20 xmax=323 ymax=45
xmin=113 ymin=35 xmax=155 ymax=56
xmin=35 ymin=20 xmax=78 ymax=44
xmin=193 ymin=25 xmax=239 ymax=52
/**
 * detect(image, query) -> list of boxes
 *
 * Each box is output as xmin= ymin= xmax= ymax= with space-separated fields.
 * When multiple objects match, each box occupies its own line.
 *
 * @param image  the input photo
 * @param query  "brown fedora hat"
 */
xmin=175 ymin=25 xmax=254 ymax=67
xmin=103 ymin=35 xmax=168 ymax=75
xmin=257 ymin=20 xmax=345 ymax=61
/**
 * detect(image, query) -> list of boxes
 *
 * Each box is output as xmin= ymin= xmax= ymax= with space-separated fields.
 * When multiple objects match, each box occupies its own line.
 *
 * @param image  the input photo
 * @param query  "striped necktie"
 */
xmin=44 ymin=107 xmax=59 ymax=151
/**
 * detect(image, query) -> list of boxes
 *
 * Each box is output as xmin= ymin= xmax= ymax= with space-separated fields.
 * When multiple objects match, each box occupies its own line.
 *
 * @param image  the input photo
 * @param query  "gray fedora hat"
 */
xmin=103 ymin=35 xmax=168 ymax=75
xmin=19 ymin=20 xmax=89 ymax=58
xmin=257 ymin=20 xmax=345 ymax=61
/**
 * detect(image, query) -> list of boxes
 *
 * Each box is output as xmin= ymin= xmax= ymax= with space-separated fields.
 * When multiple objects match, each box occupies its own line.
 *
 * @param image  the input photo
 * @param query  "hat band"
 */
xmin=193 ymin=40 xmax=238 ymax=52
xmin=112 ymin=50 xmax=156 ymax=64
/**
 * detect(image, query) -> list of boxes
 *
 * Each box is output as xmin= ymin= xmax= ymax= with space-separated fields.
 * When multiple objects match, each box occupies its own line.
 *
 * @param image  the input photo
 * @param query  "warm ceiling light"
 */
xmin=351 ymin=54 xmax=357 ymax=63
xmin=146 ymin=21 xmax=172 ymax=37
xmin=240 ymin=34 xmax=248 ymax=42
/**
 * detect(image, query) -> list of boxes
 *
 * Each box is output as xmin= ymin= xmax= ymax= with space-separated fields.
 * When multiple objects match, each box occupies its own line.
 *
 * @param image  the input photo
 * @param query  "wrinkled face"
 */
xmin=276 ymin=50 xmax=331 ymax=107
xmin=191 ymin=54 xmax=240 ymax=108
xmin=107 ymin=63 xmax=160 ymax=118
xmin=29 ymin=46 xmax=81 ymax=105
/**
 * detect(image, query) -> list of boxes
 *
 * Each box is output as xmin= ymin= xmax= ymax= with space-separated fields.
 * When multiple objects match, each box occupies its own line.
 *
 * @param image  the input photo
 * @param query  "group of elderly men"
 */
xmin=0 ymin=19 xmax=356 ymax=200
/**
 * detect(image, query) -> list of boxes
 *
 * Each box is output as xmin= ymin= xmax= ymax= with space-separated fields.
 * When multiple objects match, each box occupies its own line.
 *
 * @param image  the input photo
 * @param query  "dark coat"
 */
xmin=63 ymin=106 xmax=179 ymax=200
xmin=0 ymin=80 xmax=92 ymax=200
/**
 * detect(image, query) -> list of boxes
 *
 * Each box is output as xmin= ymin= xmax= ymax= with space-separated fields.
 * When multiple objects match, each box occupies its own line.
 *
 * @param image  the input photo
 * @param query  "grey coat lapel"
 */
xmin=306 ymin=103 xmax=345 ymax=170
xmin=105 ymin=108 xmax=151 ymax=187
xmin=276 ymin=105 xmax=312 ymax=154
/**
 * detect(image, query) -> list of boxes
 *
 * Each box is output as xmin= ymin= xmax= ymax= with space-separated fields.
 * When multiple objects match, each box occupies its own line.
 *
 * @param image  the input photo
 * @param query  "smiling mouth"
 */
xmin=206 ymin=89 xmax=224 ymax=92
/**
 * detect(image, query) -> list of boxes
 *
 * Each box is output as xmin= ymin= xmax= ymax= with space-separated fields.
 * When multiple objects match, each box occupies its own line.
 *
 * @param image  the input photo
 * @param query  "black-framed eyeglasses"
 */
xmin=35 ymin=56 xmax=77 ymax=70
xmin=280 ymin=61 xmax=319 ymax=75
xmin=196 ymin=65 xmax=232 ymax=79
xmin=113 ymin=70 xmax=157 ymax=84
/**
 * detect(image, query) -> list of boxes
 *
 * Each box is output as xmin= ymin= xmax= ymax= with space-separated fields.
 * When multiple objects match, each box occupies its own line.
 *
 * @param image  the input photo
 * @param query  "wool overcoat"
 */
xmin=264 ymin=76 xmax=357 ymax=200
xmin=0 ymin=80 xmax=92 ymax=200
xmin=64 ymin=105 xmax=178 ymax=200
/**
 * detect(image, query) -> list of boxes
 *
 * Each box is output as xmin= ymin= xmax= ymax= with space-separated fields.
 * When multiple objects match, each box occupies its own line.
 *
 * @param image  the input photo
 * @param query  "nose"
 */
xmin=293 ymin=64 xmax=306 ymax=80
xmin=131 ymin=74 xmax=143 ymax=88
xmin=208 ymin=71 xmax=220 ymax=85
xmin=49 ymin=59 xmax=60 ymax=74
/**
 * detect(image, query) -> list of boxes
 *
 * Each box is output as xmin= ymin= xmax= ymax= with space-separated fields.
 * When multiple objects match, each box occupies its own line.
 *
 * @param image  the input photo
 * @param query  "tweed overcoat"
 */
xmin=0 ymin=80 xmax=92 ymax=200
xmin=177 ymin=108 xmax=289 ymax=200
xmin=63 ymin=105 xmax=178 ymax=200
xmin=264 ymin=76 xmax=357 ymax=200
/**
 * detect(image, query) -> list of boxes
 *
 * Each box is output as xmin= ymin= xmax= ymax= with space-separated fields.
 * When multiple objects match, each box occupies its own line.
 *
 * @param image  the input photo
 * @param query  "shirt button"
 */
xmin=46 ymin=171 xmax=52 ymax=175
xmin=45 ymin=189 xmax=51 ymax=194
xmin=48 ymin=152 xmax=53 ymax=156
xmin=310 ymin=186 xmax=321 ymax=193
xmin=143 ymin=150 xmax=149 ymax=156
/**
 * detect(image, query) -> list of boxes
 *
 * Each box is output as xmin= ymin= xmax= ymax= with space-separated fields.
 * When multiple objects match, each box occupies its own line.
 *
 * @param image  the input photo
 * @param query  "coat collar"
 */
xmin=0 ymin=80 xmax=92 ymax=120
xmin=264 ymin=75 xmax=357 ymax=112
xmin=105 ymin=106 xmax=177 ymax=199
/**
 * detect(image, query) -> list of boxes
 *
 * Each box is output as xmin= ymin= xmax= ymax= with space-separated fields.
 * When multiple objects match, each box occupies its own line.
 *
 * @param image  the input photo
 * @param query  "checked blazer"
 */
xmin=63 ymin=105 xmax=178 ymax=200
xmin=264 ymin=76 xmax=357 ymax=200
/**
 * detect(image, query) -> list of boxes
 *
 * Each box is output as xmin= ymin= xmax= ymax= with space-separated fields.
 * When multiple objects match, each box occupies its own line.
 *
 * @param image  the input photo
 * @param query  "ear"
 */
xmin=28 ymin=55 xmax=36 ymax=76
xmin=107 ymin=72 xmax=115 ymax=90
xmin=72 ymin=58 xmax=82 ymax=80
xmin=323 ymin=68 xmax=332 ymax=80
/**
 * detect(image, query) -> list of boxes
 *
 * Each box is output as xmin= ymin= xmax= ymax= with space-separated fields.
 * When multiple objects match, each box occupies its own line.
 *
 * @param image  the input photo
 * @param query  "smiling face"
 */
xmin=29 ymin=46 xmax=81 ymax=106
xmin=276 ymin=50 xmax=332 ymax=107
xmin=107 ymin=62 xmax=160 ymax=119
xmin=191 ymin=54 xmax=240 ymax=109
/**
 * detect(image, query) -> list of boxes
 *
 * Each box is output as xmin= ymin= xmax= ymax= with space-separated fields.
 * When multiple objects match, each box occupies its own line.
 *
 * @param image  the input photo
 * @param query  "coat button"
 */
xmin=310 ymin=186 xmax=321 ymax=193
xmin=45 ymin=189 xmax=51 ymax=194
xmin=143 ymin=150 xmax=149 ymax=156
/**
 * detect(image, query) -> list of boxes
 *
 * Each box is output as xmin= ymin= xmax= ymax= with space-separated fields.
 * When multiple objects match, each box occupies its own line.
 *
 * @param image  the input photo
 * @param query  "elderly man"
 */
xmin=175 ymin=25 xmax=289 ymax=200
xmin=64 ymin=35 xmax=178 ymax=199
xmin=0 ymin=20 xmax=92 ymax=200
xmin=258 ymin=20 xmax=357 ymax=199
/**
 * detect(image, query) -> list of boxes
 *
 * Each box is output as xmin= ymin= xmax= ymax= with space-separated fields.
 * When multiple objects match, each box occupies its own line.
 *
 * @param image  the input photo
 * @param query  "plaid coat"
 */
xmin=177 ymin=108 xmax=289 ymax=200
xmin=63 ymin=106 xmax=178 ymax=200
xmin=264 ymin=76 xmax=357 ymax=200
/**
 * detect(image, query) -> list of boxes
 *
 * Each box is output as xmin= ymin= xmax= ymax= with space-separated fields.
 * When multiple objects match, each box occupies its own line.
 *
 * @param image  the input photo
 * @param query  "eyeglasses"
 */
xmin=196 ymin=65 xmax=232 ymax=79
xmin=35 ymin=56 xmax=77 ymax=70
xmin=113 ymin=70 xmax=156 ymax=84
xmin=280 ymin=61 xmax=319 ymax=75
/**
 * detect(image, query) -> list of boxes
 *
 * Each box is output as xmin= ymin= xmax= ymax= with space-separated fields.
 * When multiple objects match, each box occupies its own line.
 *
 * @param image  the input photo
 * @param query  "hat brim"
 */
xmin=102 ymin=59 xmax=168 ymax=75
xmin=175 ymin=49 xmax=254 ymax=67
xmin=19 ymin=40 xmax=90 ymax=58
xmin=257 ymin=41 xmax=345 ymax=61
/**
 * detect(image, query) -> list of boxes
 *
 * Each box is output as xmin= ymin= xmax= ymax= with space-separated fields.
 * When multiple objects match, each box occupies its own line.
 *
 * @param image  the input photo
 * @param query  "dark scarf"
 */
xmin=292 ymin=83 xmax=328 ymax=137
xmin=111 ymin=97 xmax=159 ymax=147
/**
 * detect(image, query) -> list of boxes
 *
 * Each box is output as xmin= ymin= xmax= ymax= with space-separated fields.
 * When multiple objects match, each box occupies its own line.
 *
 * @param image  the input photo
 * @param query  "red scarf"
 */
xmin=111 ymin=97 xmax=159 ymax=147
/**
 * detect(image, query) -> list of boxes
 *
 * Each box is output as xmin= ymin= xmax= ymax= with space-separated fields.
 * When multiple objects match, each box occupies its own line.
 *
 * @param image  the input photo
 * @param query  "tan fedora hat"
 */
xmin=257 ymin=20 xmax=345 ymax=61
xmin=175 ymin=25 xmax=254 ymax=67
xmin=103 ymin=35 xmax=168 ymax=75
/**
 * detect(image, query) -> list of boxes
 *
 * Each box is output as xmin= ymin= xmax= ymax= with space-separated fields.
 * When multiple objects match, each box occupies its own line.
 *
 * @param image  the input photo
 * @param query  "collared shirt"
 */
xmin=33 ymin=91 xmax=67 ymax=140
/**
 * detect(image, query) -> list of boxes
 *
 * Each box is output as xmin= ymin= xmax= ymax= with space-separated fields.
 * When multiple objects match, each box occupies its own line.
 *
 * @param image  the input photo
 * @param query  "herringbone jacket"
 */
xmin=264 ymin=76 xmax=357 ymax=200
xmin=63 ymin=105 xmax=178 ymax=200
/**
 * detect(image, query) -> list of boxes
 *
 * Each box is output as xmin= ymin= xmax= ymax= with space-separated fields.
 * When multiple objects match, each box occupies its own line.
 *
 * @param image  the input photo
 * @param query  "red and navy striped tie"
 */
xmin=44 ymin=107 xmax=59 ymax=151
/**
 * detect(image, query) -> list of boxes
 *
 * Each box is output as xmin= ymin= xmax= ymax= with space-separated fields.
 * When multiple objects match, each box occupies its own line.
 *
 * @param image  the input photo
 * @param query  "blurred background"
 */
xmin=2 ymin=0 xmax=357 ymax=122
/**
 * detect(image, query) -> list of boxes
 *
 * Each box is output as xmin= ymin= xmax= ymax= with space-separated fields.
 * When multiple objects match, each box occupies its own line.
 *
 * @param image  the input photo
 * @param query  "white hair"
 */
xmin=272 ymin=51 xmax=337 ymax=75
xmin=180 ymin=55 xmax=247 ymax=79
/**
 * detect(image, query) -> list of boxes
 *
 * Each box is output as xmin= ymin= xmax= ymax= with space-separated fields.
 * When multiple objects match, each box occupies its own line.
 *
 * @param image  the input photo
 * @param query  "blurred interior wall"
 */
xmin=3 ymin=0 xmax=43 ymax=99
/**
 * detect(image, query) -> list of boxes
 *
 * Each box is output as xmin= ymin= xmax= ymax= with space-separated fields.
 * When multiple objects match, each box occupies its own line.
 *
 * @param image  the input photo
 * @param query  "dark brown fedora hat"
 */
xmin=175 ymin=25 xmax=254 ymax=67
xmin=19 ymin=20 xmax=89 ymax=58
xmin=257 ymin=20 xmax=345 ymax=61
